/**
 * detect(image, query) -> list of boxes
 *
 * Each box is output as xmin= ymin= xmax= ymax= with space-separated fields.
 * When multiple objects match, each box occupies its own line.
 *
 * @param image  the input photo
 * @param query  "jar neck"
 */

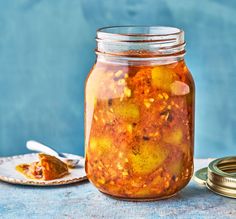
xmin=96 ymin=26 xmax=186 ymax=65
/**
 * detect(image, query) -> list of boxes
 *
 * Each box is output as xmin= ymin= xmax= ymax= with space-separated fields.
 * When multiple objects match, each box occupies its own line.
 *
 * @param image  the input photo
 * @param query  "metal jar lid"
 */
xmin=194 ymin=156 xmax=236 ymax=198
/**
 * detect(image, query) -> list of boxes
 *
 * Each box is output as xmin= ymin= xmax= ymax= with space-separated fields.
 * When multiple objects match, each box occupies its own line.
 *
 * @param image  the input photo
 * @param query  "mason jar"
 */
xmin=85 ymin=26 xmax=195 ymax=201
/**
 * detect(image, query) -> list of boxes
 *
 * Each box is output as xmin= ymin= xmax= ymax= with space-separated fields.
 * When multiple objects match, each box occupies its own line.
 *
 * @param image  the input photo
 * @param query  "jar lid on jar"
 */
xmin=194 ymin=156 xmax=236 ymax=198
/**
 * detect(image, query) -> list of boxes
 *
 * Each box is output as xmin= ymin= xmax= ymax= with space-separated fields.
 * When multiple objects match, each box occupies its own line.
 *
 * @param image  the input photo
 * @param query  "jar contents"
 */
xmin=85 ymin=59 xmax=194 ymax=199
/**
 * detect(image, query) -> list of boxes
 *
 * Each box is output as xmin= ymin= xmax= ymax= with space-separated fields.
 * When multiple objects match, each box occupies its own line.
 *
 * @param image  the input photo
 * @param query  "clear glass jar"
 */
xmin=85 ymin=26 xmax=195 ymax=201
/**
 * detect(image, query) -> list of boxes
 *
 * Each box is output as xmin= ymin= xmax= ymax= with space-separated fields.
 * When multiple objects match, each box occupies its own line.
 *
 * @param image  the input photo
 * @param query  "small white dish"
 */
xmin=0 ymin=153 xmax=87 ymax=186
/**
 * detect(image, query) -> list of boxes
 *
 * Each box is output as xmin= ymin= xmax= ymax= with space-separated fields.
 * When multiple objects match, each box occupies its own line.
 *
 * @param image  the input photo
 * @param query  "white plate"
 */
xmin=0 ymin=153 xmax=87 ymax=186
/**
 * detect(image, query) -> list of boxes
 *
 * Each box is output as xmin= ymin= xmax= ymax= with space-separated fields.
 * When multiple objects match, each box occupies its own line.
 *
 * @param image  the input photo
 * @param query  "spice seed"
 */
xmin=115 ymin=70 xmax=123 ymax=78
xmin=124 ymin=87 xmax=131 ymax=97
xmin=143 ymin=136 xmax=150 ymax=141
xmin=108 ymin=99 xmax=113 ymax=106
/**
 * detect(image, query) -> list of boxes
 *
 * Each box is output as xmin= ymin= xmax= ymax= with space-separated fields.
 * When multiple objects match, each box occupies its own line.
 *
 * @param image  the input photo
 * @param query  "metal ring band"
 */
xmin=206 ymin=156 xmax=236 ymax=198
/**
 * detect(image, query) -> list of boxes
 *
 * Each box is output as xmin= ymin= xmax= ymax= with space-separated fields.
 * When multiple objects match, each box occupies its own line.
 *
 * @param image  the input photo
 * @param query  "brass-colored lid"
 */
xmin=194 ymin=156 xmax=236 ymax=198
xmin=193 ymin=167 xmax=207 ymax=185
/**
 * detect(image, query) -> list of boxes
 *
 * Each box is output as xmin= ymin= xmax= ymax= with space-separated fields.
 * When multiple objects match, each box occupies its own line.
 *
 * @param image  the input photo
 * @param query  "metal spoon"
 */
xmin=26 ymin=140 xmax=80 ymax=167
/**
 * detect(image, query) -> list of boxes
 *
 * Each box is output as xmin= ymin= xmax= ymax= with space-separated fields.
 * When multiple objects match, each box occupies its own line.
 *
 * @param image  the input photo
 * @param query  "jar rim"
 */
xmin=97 ymin=26 xmax=183 ymax=39
xmin=96 ymin=26 xmax=186 ymax=62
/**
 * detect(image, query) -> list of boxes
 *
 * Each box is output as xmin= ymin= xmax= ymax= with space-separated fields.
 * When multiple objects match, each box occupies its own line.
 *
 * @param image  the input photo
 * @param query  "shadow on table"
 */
xmin=1 ymin=179 xmax=216 ymax=202
xmin=174 ymin=184 xmax=212 ymax=200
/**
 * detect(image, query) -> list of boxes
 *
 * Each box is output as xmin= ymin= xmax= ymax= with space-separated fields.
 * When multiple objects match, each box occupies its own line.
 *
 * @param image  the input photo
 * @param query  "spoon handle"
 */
xmin=26 ymin=140 xmax=59 ymax=157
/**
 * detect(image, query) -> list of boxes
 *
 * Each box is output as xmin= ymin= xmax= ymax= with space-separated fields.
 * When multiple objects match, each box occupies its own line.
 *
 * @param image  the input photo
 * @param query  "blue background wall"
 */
xmin=0 ymin=0 xmax=235 ymax=158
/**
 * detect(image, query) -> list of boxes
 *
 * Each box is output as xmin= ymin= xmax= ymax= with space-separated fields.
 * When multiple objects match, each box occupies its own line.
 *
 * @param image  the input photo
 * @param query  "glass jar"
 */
xmin=85 ymin=26 xmax=195 ymax=201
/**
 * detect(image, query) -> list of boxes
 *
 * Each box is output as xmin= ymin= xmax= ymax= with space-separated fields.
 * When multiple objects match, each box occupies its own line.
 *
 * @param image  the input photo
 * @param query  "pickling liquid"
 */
xmin=85 ymin=59 xmax=194 ymax=200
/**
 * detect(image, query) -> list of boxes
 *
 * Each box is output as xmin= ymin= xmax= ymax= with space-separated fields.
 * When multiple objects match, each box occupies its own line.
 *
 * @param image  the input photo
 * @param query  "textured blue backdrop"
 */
xmin=0 ymin=0 xmax=236 ymax=158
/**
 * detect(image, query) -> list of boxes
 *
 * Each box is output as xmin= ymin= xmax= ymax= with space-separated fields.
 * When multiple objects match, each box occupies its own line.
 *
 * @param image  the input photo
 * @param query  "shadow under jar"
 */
xmin=85 ymin=26 xmax=195 ymax=201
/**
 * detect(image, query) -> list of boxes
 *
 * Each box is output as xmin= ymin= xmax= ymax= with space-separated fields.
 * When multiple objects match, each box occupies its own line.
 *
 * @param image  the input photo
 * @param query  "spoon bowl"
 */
xmin=26 ymin=140 xmax=81 ymax=168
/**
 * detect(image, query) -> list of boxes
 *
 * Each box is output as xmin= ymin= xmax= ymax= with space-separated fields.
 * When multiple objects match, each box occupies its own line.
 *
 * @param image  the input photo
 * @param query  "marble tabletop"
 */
xmin=0 ymin=159 xmax=235 ymax=219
